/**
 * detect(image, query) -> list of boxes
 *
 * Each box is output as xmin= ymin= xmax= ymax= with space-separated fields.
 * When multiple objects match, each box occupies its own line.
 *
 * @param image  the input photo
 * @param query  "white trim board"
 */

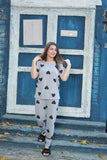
xmin=11 ymin=0 xmax=102 ymax=8
xmin=7 ymin=104 xmax=90 ymax=117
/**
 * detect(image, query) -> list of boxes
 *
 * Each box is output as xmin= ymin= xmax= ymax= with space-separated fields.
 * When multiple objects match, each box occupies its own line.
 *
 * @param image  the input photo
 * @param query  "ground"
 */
xmin=0 ymin=145 xmax=107 ymax=160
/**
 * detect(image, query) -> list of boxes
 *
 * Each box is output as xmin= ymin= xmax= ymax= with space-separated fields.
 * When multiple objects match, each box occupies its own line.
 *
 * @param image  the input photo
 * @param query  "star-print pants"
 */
xmin=35 ymin=99 xmax=59 ymax=147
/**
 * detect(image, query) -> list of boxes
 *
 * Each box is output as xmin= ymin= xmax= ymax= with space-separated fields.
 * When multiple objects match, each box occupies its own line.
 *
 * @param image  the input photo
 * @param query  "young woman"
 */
xmin=31 ymin=42 xmax=71 ymax=156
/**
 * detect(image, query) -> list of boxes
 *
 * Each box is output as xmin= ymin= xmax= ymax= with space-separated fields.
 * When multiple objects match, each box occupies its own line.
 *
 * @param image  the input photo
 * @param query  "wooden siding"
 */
xmin=0 ymin=0 xmax=10 ymax=121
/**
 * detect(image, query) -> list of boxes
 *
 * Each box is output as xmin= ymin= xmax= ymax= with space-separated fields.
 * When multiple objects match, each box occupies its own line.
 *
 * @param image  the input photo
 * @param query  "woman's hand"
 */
xmin=31 ymin=55 xmax=42 ymax=79
xmin=60 ymin=59 xmax=71 ymax=81
xmin=64 ymin=59 xmax=71 ymax=68
xmin=32 ymin=55 xmax=42 ymax=63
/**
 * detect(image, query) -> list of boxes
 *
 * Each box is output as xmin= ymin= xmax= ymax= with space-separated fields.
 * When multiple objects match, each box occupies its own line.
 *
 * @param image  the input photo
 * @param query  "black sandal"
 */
xmin=42 ymin=148 xmax=51 ymax=156
xmin=38 ymin=133 xmax=46 ymax=142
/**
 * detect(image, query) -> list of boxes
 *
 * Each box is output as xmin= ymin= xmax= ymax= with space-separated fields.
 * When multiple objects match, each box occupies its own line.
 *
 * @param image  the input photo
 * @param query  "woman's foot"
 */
xmin=42 ymin=146 xmax=51 ymax=156
xmin=38 ymin=132 xmax=46 ymax=142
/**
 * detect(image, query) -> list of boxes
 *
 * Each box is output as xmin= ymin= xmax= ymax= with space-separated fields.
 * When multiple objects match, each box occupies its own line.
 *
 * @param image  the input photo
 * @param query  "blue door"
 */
xmin=7 ymin=8 xmax=94 ymax=117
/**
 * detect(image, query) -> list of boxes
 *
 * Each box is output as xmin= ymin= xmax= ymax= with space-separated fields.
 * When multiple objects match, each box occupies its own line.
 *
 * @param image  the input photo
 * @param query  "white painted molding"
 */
xmin=8 ymin=104 xmax=88 ymax=117
xmin=11 ymin=0 xmax=102 ymax=8
xmin=18 ymin=48 xmax=84 ymax=55
xmin=18 ymin=67 xmax=83 ymax=74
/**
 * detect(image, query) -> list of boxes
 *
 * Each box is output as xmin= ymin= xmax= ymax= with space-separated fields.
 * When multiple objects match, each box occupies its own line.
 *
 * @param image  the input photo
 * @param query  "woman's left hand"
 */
xmin=64 ymin=59 xmax=71 ymax=68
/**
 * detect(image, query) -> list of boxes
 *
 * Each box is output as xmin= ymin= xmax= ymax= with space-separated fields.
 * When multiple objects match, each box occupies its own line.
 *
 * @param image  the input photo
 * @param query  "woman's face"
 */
xmin=47 ymin=45 xmax=57 ymax=59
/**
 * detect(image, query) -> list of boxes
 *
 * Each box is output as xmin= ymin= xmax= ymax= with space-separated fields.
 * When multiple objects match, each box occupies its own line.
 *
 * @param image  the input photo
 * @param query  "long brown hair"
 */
xmin=41 ymin=42 xmax=65 ymax=70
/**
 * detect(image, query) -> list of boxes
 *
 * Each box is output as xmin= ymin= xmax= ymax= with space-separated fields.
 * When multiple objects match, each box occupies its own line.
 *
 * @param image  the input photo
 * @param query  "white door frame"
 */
xmin=7 ymin=0 xmax=102 ymax=117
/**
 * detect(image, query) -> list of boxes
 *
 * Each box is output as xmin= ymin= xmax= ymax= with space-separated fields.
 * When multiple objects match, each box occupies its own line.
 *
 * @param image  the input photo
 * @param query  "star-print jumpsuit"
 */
xmin=35 ymin=60 xmax=65 ymax=147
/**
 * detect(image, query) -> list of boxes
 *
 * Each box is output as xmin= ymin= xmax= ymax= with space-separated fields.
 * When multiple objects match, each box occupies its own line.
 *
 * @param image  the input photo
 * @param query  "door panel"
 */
xmin=17 ymin=72 xmax=36 ymax=105
xmin=57 ymin=15 xmax=84 ymax=110
xmin=61 ymin=55 xmax=83 ymax=69
xmin=59 ymin=74 xmax=82 ymax=107
xmin=57 ymin=16 xmax=85 ymax=49
xmin=19 ymin=15 xmax=47 ymax=48
xmin=18 ymin=53 xmax=39 ymax=67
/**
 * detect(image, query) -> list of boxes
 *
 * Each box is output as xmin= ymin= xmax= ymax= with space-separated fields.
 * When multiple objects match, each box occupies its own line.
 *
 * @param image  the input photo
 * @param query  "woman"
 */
xmin=31 ymin=42 xmax=71 ymax=156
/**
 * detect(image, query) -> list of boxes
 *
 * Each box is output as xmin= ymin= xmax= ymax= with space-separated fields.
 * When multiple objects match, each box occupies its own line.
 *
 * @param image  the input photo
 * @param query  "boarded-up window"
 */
xmin=23 ymin=19 xmax=43 ymax=45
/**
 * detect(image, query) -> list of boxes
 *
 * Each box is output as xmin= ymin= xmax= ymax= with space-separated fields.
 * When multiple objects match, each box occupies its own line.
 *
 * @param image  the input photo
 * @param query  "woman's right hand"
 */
xmin=33 ymin=55 xmax=42 ymax=63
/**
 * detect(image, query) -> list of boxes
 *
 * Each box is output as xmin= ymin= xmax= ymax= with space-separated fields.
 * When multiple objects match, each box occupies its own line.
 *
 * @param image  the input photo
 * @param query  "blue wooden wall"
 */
xmin=0 ymin=0 xmax=107 ymax=122
xmin=91 ymin=0 xmax=107 ymax=121
xmin=0 ymin=0 xmax=10 ymax=120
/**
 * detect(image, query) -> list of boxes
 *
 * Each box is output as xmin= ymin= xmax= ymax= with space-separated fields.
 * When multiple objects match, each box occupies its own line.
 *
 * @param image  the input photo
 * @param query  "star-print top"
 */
xmin=35 ymin=60 xmax=65 ymax=99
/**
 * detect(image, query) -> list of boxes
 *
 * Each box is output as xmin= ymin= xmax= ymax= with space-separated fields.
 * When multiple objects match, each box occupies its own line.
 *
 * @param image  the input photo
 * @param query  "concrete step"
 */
xmin=0 ymin=123 xmax=107 ymax=144
xmin=0 ymin=134 xmax=107 ymax=155
xmin=0 ymin=115 xmax=107 ymax=158
xmin=0 ymin=145 xmax=107 ymax=160
xmin=1 ymin=114 xmax=106 ymax=132
xmin=55 ymin=128 xmax=107 ymax=144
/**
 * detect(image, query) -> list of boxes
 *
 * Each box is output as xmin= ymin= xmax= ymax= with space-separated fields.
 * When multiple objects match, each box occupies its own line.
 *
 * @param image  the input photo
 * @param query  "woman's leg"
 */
xmin=35 ymin=99 xmax=47 ymax=134
xmin=45 ymin=99 xmax=59 ymax=147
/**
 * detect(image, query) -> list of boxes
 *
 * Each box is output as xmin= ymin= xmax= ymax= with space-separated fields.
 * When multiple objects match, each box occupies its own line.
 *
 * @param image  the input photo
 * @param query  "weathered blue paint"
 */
xmin=18 ymin=53 xmax=40 ymax=67
xmin=18 ymin=53 xmax=83 ymax=69
xmin=91 ymin=39 xmax=101 ymax=121
xmin=17 ymin=72 xmax=36 ymax=105
xmin=0 ymin=0 xmax=107 ymax=123
xmin=99 ymin=0 xmax=107 ymax=122
xmin=19 ymin=15 xmax=47 ymax=48
xmin=57 ymin=16 xmax=85 ymax=49
xmin=59 ymin=74 xmax=82 ymax=107
xmin=61 ymin=55 xmax=83 ymax=69
xmin=0 ymin=0 xmax=10 ymax=121
xmin=17 ymin=72 xmax=82 ymax=108
xmin=90 ymin=0 xmax=107 ymax=121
